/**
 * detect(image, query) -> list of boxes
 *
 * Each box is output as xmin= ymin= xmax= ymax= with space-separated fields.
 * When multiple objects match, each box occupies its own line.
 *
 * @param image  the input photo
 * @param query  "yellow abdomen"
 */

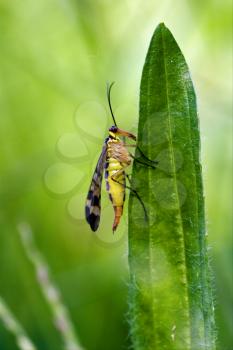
xmin=106 ymin=157 xmax=125 ymax=207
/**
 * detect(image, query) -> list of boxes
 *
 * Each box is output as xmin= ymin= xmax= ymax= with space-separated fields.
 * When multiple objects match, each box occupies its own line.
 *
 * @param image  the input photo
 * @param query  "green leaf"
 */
xmin=128 ymin=23 xmax=216 ymax=350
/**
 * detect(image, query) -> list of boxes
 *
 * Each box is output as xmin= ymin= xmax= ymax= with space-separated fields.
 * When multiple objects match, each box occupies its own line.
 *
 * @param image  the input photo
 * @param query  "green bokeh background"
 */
xmin=0 ymin=1 xmax=232 ymax=349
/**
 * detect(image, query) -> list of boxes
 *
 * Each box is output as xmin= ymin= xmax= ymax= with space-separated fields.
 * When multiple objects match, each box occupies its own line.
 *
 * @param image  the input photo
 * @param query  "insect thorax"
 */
xmin=107 ymin=138 xmax=131 ymax=165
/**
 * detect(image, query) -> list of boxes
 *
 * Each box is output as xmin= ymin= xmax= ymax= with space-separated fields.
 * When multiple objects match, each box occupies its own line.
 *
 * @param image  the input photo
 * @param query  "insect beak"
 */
xmin=117 ymin=128 xmax=137 ymax=141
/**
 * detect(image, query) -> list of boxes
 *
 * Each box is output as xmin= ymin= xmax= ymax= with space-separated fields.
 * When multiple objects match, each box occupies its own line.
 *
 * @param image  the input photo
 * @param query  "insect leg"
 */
xmin=129 ymin=153 xmax=157 ymax=169
xmin=126 ymin=173 xmax=132 ymax=182
xmin=125 ymin=174 xmax=148 ymax=220
xmin=124 ymin=144 xmax=158 ymax=166
xmin=111 ymin=171 xmax=148 ymax=221
xmin=137 ymin=146 xmax=159 ymax=165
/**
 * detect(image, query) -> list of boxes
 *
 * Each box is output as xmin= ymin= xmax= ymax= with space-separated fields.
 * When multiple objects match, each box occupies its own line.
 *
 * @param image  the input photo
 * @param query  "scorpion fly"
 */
xmin=85 ymin=82 xmax=157 ymax=233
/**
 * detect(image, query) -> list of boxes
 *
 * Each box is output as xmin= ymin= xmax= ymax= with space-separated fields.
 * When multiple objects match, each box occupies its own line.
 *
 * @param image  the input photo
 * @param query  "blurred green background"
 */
xmin=0 ymin=1 xmax=232 ymax=349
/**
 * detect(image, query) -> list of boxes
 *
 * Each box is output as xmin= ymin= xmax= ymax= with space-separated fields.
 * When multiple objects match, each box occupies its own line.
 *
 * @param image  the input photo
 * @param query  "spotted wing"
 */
xmin=85 ymin=143 xmax=107 ymax=231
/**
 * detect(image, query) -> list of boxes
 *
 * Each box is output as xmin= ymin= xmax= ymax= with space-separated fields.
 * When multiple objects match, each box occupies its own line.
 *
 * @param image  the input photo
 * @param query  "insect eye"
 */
xmin=109 ymin=126 xmax=117 ymax=133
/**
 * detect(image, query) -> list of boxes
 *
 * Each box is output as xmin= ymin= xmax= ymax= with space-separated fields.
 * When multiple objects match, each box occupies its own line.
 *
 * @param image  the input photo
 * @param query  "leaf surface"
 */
xmin=128 ymin=23 xmax=216 ymax=350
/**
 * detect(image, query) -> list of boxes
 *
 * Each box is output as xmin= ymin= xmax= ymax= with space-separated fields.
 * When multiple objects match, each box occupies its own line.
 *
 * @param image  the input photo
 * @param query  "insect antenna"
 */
xmin=107 ymin=82 xmax=118 ymax=127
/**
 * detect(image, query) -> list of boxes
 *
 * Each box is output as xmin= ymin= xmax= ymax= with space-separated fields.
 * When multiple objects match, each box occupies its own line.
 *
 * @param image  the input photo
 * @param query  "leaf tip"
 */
xmin=158 ymin=22 xmax=166 ymax=28
xmin=153 ymin=22 xmax=168 ymax=37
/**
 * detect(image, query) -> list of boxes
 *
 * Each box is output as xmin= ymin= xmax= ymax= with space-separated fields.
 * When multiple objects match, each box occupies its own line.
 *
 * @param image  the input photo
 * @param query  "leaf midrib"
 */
xmin=161 ymin=25 xmax=191 ymax=349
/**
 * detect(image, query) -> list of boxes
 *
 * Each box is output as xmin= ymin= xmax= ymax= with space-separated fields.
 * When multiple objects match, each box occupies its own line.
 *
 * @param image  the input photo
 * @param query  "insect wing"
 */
xmin=85 ymin=143 xmax=107 ymax=231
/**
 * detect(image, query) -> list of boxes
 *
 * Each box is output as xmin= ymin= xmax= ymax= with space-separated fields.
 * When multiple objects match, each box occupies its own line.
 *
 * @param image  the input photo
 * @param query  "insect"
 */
xmin=85 ymin=82 xmax=157 ymax=233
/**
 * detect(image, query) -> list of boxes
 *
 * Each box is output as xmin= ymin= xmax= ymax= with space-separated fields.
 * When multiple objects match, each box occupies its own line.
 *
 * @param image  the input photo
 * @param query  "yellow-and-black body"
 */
xmin=85 ymin=126 xmax=136 ymax=232
xmin=105 ymin=131 xmax=132 ymax=231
